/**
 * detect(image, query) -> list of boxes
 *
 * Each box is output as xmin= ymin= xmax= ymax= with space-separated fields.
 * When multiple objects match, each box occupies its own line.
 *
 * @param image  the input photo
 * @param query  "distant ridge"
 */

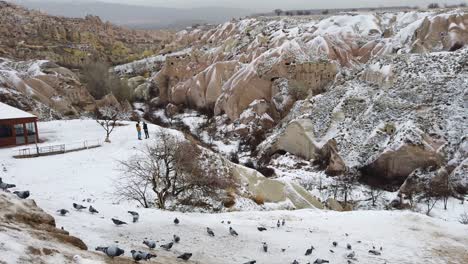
xmin=10 ymin=0 xmax=252 ymax=29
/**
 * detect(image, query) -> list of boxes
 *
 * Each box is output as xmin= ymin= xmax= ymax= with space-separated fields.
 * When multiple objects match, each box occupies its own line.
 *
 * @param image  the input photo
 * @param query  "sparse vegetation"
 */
xmin=289 ymin=80 xmax=310 ymax=101
xmin=459 ymin=212 xmax=468 ymax=225
xmin=81 ymin=61 xmax=132 ymax=102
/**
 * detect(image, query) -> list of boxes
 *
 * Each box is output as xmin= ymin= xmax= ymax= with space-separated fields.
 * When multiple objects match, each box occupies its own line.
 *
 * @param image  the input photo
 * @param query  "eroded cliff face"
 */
xmin=0 ymin=1 xmax=171 ymax=67
xmin=123 ymin=9 xmax=468 ymax=126
xmin=111 ymin=8 xmax=468 ymax=191
xmin=258 ymin=49 xmax=467 ymax=189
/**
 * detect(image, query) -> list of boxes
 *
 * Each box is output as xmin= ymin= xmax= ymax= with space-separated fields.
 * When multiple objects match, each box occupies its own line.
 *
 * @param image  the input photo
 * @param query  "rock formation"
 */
xmin=0 ymin=1 xmax=171 ymax=67
xmin=0 ymin=58 xmax=95 ymax=119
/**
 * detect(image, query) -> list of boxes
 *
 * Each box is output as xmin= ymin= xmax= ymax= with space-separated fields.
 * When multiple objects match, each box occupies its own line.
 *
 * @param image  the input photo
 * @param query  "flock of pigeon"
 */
xmin=60 ymin=203 xmax=194 ymax=262
xmin=1 ymin=171 xmax=31 ymax=200
xmin=2 ymin=165 xmax=385 ymax=264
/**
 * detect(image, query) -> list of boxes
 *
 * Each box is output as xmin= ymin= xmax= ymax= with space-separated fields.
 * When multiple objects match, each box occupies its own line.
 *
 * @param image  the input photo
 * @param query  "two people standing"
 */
xmin=136 ymin=121 xmax=149 ymax=140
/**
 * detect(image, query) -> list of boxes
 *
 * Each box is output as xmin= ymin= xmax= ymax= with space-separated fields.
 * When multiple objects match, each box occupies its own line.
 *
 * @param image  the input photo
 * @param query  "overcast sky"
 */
xmin=96 ymin=0 xmax=467 ymax=10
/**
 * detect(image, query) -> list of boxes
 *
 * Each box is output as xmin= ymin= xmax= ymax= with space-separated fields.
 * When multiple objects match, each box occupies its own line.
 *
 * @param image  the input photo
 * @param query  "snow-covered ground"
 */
xmin=1 ymin=120 xmax=467 ymax=264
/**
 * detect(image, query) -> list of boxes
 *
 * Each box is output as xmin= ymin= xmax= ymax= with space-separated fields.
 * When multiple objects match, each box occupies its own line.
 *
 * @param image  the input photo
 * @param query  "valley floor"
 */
xmin=1 ymin=120 xmax=467 ymax=264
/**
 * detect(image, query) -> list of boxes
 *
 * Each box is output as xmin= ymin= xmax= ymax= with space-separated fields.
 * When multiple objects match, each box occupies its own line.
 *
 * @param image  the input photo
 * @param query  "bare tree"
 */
xmin=434 ymin=172 xmax=452 ymax=210
xmin=337 ymin=174 xmax=357 ymax=206
xmin=95 ymin=106 xmax=129 ymax=143
xmin=116 ymin=130 xmax=236 ymax=209
xmin=419 ymin=184 xmax=439 ymax=216
xmin=274 ymin=9 xmax=283 ymax=16
xmin=364 ymin=186 xmax=384 ymax=207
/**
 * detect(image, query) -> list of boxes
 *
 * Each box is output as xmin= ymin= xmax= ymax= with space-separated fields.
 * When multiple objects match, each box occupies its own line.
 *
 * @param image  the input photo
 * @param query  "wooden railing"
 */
xmin=15 ymin=139 xmax=101 ymax=158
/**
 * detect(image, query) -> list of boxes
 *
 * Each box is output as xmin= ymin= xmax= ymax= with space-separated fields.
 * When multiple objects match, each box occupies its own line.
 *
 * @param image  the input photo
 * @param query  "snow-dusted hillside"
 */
xmin=1 ymin=120 xmax=467 ymax=264
xmin=0 ymin=58 xmax=95 ymax=119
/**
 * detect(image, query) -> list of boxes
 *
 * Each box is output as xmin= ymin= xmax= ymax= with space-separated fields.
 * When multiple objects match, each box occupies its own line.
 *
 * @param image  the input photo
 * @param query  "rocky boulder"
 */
xmin=233 ymin=164 xmax=323 ymax=209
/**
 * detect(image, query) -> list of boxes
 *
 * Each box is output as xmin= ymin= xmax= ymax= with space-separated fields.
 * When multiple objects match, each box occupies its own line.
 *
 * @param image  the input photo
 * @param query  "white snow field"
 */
xmin=1 ymin=120 xmax=467 ymax=264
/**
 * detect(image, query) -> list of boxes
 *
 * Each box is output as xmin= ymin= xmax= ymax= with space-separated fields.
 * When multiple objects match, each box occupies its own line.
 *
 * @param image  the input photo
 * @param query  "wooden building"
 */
xmin=0 ymin=102 xmax=39 ymax=147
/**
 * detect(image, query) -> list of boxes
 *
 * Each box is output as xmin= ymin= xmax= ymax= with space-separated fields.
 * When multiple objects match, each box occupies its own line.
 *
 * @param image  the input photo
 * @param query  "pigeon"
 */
xmin=292 ymin=260 xmax=299 ymax=264
xmin=131 ymin=250 xmax=144 ymax=262
xmin=345 ymin=233 xmax=349 ymax=237
xmin=143 ymin=240 xmax=156 ymax=249
xmin=95 ymin=246 xmax=125 ymax=258
xmin=57 ymin=209 xmax=69 ymax=216
xmin=305 ymin=246 xmax=315 ymax=256
xmin=227 ymin=221 xmax=231 ymax=224
xmin=368 ymin=250 xmax=381 ymax=256
xmin=380 ymin=246 xmax=383 ymax=251
xmin=177 ymin=253 xmax=192 ymax=261
xmin=160 ymin=242 xmax=173 ymax=251
xmin=347 ymin=251 xmax=356 ymax=259
xmin=262 ymin=242 xmax=268 ymax=252
xmin=281 ymin=249 xmax=286 ymax=252
xmin=0 ymin=178 xmax=15 ymax=191
xmin=173 ymin=234 xmax=180 ymax=243
xmin=257 ymin=227 xmax=267 ymax=232
xmin=329 ymin=249 xmax=334 ymax=253
xmin=332 ymin=241 xmax=338 ymax=247
xmin=128 ymin=211 xmax=139 ymax=222
xmin=207 ymin=227 xmax=215 ymax=237
xmin=229 ymin=227 xmax=238 ymax=236
xmin=111 ymin=218 xmax=127 ymax=226
xmin=73 ymin=203 xmax=86 ymax=210
xmin=243 ymin=261 xmax=256 ymax=264
xmin=313 ymin=259 xmax=329 ymax=264
xmin=277 ymin=220 xmax=281 ymax=227
xmin=89 ymin=206 xmax=99 ymax=214
xmin=347 ymin=243 xmax=352 ymax=250
xmin=282 ymin=219 xmax=286 ymax=226
xmin=13 ymin=191 xmax=30 ymax=199
xmin=139 ymin=251 xmax=157 ymax=260
xmin=174 ymin=218 xmax=180 ymax=225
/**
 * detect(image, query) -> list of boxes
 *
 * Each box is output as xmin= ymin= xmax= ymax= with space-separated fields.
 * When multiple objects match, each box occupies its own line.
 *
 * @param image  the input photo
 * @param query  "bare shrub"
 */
xmin=257 ymin=166 xmax=275 ymax=178
xmin=252 ymin=194 xmax=265 ymax=205
xmin=459 ymin=212 xmax=468 ymax=225
xmin=364 ymin=186 xmax=384 ymax=207
xmin=243 ymin=160 xmax=255 ymax=169
xmin=228 ymin=152 xmax=239 ymax=164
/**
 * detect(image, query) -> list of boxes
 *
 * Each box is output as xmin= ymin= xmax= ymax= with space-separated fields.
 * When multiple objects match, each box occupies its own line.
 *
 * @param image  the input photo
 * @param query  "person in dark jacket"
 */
xmin=143 ymin=122 xmax=149 ymax=139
